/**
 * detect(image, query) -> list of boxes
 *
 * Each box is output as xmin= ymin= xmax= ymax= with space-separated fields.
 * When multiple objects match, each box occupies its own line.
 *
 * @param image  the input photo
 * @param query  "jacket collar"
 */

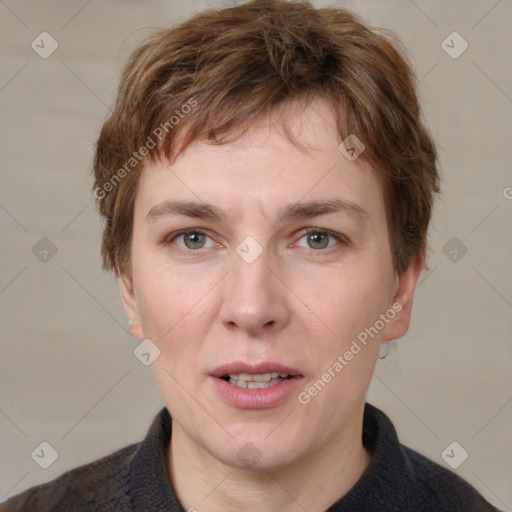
xmin=128 ymin=403 xmax=413 ymax=511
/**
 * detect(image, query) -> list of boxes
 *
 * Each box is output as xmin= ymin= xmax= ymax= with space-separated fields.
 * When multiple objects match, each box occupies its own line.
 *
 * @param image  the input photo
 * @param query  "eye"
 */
xmin=295 ymin=228 xmax=344 ymax=250
xmin=171 ymin=229 xmax=216 ymax=251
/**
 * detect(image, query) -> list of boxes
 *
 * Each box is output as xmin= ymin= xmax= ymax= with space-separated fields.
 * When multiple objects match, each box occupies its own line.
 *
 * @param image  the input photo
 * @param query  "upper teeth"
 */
xmin=228 ymin=372 xmax=289 ymax=382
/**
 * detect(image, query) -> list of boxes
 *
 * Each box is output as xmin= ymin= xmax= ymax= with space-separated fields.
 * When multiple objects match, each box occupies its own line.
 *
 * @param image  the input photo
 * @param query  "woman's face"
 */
xmin=121 ymin=98 xmax=420 ymax=471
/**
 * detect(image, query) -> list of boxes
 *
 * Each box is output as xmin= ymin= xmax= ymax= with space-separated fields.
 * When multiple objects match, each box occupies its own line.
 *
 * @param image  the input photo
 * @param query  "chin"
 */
xmin=204 ymin=429 xmax=304 ymax=472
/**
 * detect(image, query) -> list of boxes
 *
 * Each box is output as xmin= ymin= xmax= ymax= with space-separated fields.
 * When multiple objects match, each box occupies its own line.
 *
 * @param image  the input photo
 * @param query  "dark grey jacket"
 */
xmin=0 ymin=403 xmax=501 ymax=511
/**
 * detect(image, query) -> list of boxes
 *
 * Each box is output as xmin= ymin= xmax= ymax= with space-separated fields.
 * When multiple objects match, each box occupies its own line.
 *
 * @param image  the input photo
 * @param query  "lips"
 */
xmin=209 ymin=361 xmax=304 ymax=409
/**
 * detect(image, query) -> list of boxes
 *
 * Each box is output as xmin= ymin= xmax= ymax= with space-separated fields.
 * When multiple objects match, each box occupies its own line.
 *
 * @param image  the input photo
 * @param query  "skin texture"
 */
xmin=120 ymin=98 xmax=423 ymax=512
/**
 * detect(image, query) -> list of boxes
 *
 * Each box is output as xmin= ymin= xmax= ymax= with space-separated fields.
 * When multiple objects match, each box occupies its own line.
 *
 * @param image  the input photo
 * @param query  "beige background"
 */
xmin=0 ymin=0 xmax=510 ymax=509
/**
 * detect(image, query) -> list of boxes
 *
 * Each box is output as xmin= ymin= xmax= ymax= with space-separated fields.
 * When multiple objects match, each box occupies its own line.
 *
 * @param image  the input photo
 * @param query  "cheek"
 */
xmin=135 ymin=265 xmax=218 ymax=350
xmin=303 ymin=269 xmax=390 ymax=340
xmin=137 ymin=276 xmax=177 ymax=336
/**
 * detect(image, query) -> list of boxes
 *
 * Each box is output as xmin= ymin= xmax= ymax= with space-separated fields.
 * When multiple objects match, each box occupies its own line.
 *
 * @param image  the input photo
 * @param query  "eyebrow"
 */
xmin=145 ymin=198 xmax=369 ymax=224
xmin=279 ymin=198 xmax=369 ymax=224
xmin=146 ymin=200 xmax=224 ymax=221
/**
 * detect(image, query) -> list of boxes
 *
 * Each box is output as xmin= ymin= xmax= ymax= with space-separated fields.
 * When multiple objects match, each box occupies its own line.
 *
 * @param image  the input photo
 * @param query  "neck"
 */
xmin=167 ymin=406 xmax=371 ymax=512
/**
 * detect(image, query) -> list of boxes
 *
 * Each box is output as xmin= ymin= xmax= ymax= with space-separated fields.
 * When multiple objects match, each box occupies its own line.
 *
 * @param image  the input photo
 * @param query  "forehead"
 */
xmin=135 ymin=98 xmax=385 ymax=229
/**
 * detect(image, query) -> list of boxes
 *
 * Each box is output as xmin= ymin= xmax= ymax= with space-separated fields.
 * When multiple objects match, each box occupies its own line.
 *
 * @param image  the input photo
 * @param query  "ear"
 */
xmin=381 ymin=251 xmax=424 ymax=342
xmin=118 ymin=271 xmax=144 ymax=341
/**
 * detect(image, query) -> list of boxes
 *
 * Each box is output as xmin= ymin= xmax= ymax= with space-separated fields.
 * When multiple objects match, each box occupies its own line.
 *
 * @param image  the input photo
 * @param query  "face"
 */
xmin=120 ymin=98 xmax=422 ymax=472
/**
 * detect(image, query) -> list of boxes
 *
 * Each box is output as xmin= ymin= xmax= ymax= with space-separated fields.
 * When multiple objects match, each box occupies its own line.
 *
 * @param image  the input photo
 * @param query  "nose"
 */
xmin=218 ymin=246 xmax=290 ymax=337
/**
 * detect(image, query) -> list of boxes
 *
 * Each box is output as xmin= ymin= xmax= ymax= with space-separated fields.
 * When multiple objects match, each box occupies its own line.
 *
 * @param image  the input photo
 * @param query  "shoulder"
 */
xmin=354 ymin=404 xmax=502 ymax=512
xmin=400 ymin=444 xmax=501 ymax=512
xmin=0 ymin=442 xmax=139 ymax=512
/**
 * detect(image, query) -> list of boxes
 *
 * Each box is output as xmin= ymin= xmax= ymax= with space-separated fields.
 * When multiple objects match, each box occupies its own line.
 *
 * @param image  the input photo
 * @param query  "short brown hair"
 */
xmin=93 ymin=0 xmax=439 ymax=276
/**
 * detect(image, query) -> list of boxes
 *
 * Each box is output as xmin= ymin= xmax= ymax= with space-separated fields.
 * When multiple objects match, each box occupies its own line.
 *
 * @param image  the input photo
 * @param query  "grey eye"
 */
xmin=183 ymin=232 xmax=206 ymax=249
xmin=295 ymin=229 xmax=341 ymax=251
xmin=306 ymin=231 xmax=330 ymax=249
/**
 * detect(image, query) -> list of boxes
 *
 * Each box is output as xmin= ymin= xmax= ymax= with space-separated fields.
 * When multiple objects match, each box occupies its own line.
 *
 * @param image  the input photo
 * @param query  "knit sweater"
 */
xmin=0 ymin=403 xmax=501 ymax=512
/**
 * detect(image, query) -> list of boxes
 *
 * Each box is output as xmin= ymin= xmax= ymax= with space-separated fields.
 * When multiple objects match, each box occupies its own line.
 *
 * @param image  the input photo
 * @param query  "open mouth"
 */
xmin=211 ymin=364 xmax=304 ymax=408
xmin=221 ymin=372 xmax=295 ymax=389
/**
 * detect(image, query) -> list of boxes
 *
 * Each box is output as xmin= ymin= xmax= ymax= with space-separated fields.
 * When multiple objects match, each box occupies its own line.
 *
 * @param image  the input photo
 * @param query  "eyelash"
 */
xmin=164 ymin=228 xmax=215 ymax=256
xmin=296 ymin=228 xmax=348 ymax=253
xmin=164 ymin=228 xmax=348 ymax=255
